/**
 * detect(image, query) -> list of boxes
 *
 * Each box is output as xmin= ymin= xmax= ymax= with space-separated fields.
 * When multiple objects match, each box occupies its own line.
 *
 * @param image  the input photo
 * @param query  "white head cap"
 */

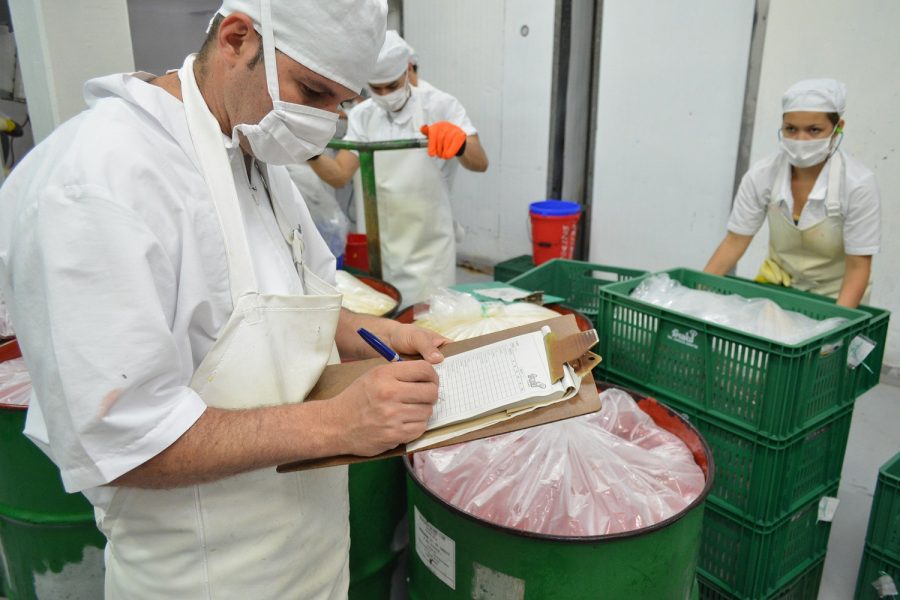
xmin=404 ymin=40 xmax=418 ymax=66
xmin=368 ymin=30 xmax=411 ymax=85
xmin=782 ymin=78 xmax=847 ymax=116
xmin=215 ymin=0 xmax=387 ymax=94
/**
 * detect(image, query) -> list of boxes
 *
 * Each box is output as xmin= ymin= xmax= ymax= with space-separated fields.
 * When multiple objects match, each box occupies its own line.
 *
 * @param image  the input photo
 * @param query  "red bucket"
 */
xmin=344 ymin=233 xmax=369 ymax=272
xmin=529 ymin=200 xmax=581 ymax=265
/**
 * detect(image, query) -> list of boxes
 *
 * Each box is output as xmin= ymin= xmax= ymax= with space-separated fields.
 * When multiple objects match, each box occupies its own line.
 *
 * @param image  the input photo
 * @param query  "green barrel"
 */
xmin=0 ymin=344 xmax=106 ymax=600
xmin=348 ymin=457 xmax=407 ymax=599
xmin=404 ymin=390 xmax=714 ymax=599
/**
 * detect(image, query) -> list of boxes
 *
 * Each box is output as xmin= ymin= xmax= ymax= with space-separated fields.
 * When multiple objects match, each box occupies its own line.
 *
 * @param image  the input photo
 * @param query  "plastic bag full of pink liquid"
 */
xmin=413 ymin=388 xmax=706 ymax=536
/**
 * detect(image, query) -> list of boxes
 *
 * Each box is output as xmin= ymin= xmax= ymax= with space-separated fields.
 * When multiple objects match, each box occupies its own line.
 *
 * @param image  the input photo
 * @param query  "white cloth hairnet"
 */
xmin=368 ymin=30 xmax=410 ymax=85
xmin=216 ymin=0 xmax=387 ymax=93
xmin=405 ymin=40 xmax=418 ymax=66
xmin=782 ymin=78 xmax=847 ymax=115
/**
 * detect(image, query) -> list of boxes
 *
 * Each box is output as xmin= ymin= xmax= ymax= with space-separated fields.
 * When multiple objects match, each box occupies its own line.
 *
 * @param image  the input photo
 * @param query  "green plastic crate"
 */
xmin=727 ymin=276 xmax=890 ymax=398
xmin=863 ymin=451 xmax=900 ymax=562
xmin=507 ymin=258 xmax=647 ymax=324
xmin=698 ymin=558 xmax=824 ymax=600
xmin=599 ymin=269 xmax=870 ymax=440
xmin=855 ymin=546 xmax=900 ymax=600
xmin=493 ymin=255 xmax=534 ymax=282
xmin=660 ymin=398 xmax=852 ymax=526
xmin=697 ymin=488 xmax=834 ymax=599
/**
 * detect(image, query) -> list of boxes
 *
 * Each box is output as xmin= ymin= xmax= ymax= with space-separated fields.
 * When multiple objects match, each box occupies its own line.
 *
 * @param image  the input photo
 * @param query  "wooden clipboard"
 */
xmin=277 ymin=314 xmax=600 ymax=472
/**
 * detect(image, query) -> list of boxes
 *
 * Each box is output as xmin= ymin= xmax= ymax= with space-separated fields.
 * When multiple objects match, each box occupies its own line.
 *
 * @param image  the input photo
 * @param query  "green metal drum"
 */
xmin=349 ymin=457 xmax=407 ymax=599
xmin=0 ymin=405 xmax=105 ymax=600
xmin=404 ymin=391 xmax=714 ymax=599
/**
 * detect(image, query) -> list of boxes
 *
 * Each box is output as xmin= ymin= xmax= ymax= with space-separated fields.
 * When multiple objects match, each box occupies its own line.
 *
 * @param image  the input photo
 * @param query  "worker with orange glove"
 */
xmin=308 ymin=30 xmax=489 ymax=304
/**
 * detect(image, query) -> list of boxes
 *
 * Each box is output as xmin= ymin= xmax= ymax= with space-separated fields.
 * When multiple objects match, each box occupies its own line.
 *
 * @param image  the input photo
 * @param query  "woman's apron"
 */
xmin=99 ymin=54 xmax=349 ymax=600
xmin=756 ymin=153 xmax=871 ymax=301
xmin=368 ymin=100 xmax=456 ymax=305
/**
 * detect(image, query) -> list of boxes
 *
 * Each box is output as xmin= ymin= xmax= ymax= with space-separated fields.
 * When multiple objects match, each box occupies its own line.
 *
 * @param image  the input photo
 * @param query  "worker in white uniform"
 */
xmin=309 ymin=30 xmax=489 ymax=305
xmin=705 ymin=79 xmax=880 ymax=308
xmin=0 ymin=2 xmax=449 ymax=598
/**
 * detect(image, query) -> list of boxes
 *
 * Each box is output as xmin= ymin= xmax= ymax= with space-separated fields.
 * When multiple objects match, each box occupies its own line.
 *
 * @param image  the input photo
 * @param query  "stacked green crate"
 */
xmin=507 ymin=258 xmax=647 ymax=327
xmin=855 ymin=451 xmax=900 ymax=599
xmin=597 ymin=269 xmax=880 ymax=599
xmin=492 ymin=255 xmax=534 ymax=282
xmin=726 ymin=276 xmax=890 ymax=398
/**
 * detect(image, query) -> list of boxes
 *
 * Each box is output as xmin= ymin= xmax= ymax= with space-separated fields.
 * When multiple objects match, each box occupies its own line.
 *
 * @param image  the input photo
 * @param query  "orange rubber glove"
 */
xmin=420 ymin=121 xmax=467 ymax=159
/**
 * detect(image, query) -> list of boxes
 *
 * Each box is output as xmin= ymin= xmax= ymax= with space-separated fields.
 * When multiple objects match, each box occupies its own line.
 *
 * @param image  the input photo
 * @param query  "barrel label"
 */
xmin=472 ymin=562 xmax=526 ymax=599
xmin=414 ymin=507 xmax=456 ymax=589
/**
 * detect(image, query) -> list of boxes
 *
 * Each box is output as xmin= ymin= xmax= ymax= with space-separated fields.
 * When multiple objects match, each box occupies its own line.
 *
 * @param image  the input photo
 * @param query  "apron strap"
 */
xmin=771 ymin=156 xmax=792 ymax=209
xmin=179 ymin=54 xmax=258 ymax=303
xmin=824 ymin=152 xmax=843 ymax=218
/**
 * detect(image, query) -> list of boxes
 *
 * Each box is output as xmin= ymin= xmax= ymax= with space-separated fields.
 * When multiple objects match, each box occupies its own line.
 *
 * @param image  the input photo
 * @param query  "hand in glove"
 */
xmin=420 ymin=121 xmax=467 ymax=159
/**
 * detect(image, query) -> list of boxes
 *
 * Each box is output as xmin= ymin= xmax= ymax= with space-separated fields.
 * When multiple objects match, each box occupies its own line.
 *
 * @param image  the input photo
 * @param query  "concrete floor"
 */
xmin=819 ymin=380 xmax=900 ymax=599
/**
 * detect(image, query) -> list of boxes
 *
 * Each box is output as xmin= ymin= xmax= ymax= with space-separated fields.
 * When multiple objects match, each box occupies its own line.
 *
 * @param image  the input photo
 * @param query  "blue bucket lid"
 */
xmin=529 ymin=200 xmax=581 ymax=217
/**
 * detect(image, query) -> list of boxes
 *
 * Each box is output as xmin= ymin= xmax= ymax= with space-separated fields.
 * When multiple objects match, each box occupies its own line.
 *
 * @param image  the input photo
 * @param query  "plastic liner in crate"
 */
xmin=855 ymin=545 xmax=900 ymax=600
xmin=598 ymin=269 xmax=870 ymax=440
xmin=664 ymin=398 xmax=852 ymax=527
xmin=697 ymin=487 xmax=834 ymax=599
xmin=863 ymin=450 xmax=900 ymax=562
xmin=508 ymin=258 xmax=647 ymax=324
xmin=493 ymin=255 xmax=534 ymax=282
xmin=698 ymin=557 xmax=824 ymax=600
xmin=726 ymin=276 xmax=890 ymax=399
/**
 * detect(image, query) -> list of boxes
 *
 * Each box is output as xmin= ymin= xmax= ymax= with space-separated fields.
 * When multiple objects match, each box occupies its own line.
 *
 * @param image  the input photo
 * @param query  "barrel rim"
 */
xmin=354 ymin=273 xmax=403 ymax=318
xmin=402 ymin=382 xmax=716 ymax=543
xmin=394 ymin=302 xmax=593 ymax=333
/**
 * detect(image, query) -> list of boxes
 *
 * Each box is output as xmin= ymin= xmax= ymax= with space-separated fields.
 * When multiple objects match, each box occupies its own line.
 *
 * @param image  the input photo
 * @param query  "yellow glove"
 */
xmin=754 ymin=258 xmax=792 ymax=287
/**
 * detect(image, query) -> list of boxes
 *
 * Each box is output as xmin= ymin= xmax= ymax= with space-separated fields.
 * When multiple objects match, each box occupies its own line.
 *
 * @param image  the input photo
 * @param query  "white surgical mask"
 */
xmin=371 ymin=84 xmax=410 ymax=113
xmin=779 ymin=129 xmax=841 ymax=168
xmin=232 ymin=0 xmax=338 ymax=165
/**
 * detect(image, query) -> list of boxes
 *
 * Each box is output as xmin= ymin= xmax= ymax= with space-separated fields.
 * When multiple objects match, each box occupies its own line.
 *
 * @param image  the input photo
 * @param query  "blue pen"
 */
xmin=357 ymin=328 xmax=402 ymax=362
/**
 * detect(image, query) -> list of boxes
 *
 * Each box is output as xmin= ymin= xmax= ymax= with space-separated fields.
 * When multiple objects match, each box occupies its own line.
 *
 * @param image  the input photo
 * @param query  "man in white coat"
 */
xmin=309 ymin=31 xmax=489 ymax=305
xmin=0 ymin=1 xmax=447 ymax=598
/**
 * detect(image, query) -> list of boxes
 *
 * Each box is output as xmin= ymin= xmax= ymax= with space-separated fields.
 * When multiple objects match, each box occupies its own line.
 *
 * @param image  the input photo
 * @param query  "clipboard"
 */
xmin=277 ymin=314 xmax=600 ymax=472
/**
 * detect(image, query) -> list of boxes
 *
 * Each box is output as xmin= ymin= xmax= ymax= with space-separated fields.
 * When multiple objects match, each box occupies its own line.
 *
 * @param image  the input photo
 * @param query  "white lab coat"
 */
xmin=345 ymin=84 xmax=476 ymax=304
xmin=727 ymin=149 xmax=881 ymax=256
xmin=0 ymin=71 xmax=337 ymax=514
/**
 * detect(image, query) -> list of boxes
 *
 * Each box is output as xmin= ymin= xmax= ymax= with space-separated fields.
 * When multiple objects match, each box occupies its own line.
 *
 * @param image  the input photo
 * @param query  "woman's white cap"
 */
xmin=368 ymin=31 xmax=411 ymax=85
xmin=215 ymin=0 xmax=387 ymax=94
xmin=782 ymin=78 xmax=847 ymax=115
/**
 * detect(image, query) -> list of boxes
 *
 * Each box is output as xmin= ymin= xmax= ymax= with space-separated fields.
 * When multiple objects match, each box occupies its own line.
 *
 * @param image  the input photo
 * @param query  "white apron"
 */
xmin=757 ymin=153 xmax=870 ymax=301
xmin=367 ymin=101 xmax=456 ymax=305
xmin=99 ymin=55 xmax=350 ymax=599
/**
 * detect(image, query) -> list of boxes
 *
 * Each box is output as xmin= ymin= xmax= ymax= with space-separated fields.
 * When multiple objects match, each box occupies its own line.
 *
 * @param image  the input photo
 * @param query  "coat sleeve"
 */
xmin=2 ymin=182 xmax=206 ymax=492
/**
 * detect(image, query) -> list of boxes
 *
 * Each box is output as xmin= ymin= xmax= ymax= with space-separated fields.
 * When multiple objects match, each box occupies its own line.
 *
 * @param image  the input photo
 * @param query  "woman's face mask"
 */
xmin=780 ymin=135 xmax=837 ymax=168
xmin=778 ymin=116 xmax=842 ymax=168
xmin=232 ymin=2 xmax=338 ymax=165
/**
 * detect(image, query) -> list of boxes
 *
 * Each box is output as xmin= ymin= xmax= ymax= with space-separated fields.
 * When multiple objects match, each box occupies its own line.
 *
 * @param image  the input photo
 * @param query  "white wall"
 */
xmin=128 ymin=0 xmax=220 ymax=76
xmin=740 ymin=0 xmax=900 ymax=367
xmin=8 ymin=0 xmax=134 ymax=142
xmin=403 ymin=0 xmax=556 ymax=265
xmin=588 ymin=0 xmax=755 ymax=273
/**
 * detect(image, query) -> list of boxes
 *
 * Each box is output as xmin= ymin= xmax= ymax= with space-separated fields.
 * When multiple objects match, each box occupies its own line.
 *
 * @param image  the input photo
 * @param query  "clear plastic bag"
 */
xmin=288 ymin=162 xmax=350 ymax=259
xmin=334 ymin=270 xmax=398 ymax=316
xmin=413 ymin=288 xmax=561 ymax=341
xmin=631 ymin=274 xmax=846 ymax=345
xmin=414 ymin=388 xmax=705 ymax=536
xmin=0 ymin=292 xmax=14 ymax=337
xmin=0 ymin=358 xmax=31 ymax=407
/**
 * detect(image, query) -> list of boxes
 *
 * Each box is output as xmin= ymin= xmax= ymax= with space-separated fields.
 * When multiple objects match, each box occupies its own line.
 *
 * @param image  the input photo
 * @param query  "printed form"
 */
xmin=427 ymin=330 xmax=577 ymax=430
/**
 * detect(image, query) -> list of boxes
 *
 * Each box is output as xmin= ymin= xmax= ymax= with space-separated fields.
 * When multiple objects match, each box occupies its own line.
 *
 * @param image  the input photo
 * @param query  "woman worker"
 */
xmin=705 ymin=78 xmax=881 ymax=308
